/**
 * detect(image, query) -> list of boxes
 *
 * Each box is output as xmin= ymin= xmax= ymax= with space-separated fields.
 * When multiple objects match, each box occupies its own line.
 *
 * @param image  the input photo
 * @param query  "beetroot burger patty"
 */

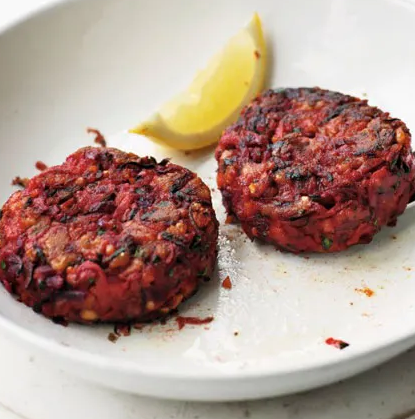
xmin=216 ymin=87 xmax=415 ymax=253
xmin=0 ymin=147 xmax=218 ymax=323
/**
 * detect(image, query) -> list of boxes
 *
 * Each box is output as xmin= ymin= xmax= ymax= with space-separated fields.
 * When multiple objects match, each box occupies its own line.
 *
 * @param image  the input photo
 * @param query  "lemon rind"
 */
xmin=129 ymin=13 xmax=266 ymax=151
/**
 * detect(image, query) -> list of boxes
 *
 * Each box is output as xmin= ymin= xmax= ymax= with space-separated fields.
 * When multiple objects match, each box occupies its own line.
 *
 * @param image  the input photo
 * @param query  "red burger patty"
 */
xmin=216 ymin=87 xmax=415 ymax=253
xmin=0 ymin=147 xmax=218 ymax=323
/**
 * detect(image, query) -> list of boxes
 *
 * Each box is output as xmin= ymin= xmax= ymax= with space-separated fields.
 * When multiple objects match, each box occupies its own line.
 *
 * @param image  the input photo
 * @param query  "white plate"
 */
xmin=1 ymin=0 xmax=415 ymax=402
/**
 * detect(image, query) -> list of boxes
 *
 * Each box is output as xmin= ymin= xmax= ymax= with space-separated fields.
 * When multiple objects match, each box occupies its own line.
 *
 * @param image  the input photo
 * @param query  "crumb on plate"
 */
xmin=325 ymin=337 xmax=349 ymax=350
xmin=176 ymin=316 xmax=214 ymax=330
xmin=11 ymin=176 xmax=29 ymax=188
xmin=87 ymin=127 xmax=107 ymax=147
xmin=222 ymin=275 xmax=232 ymax=289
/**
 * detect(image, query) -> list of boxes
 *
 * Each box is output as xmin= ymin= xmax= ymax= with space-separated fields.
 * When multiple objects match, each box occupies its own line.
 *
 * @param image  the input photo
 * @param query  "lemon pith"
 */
xmin=129 ymin=13 xmax=267 ymax=150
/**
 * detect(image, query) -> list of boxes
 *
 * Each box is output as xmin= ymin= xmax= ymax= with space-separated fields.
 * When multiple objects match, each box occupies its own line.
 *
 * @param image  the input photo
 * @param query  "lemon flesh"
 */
xmin=130 ymin=13 xmax=267 ymax=150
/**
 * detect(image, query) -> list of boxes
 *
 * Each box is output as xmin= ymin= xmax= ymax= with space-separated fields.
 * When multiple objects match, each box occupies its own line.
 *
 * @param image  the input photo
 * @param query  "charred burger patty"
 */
xmin=0 ymin=147 xmax=218 ymax=323
xmin=216 ymin=87 xmax=415 ymax=253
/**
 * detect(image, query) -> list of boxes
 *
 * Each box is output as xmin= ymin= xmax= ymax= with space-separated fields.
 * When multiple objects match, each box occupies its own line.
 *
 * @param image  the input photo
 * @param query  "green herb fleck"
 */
xmin=33 ymin=302 xmax=42 ymax=313
xmin=0 ymin=261 xmax=6 ymax=270
xmin=322 ymin=236 xmax=333 ymax=250
xmin=168 ymin=269 xmax=174 ymax=277
xmin=88 ymin=278 xmax=96 ymax=286
xmin=101 ymin=192 xmax=116 ymax=202
xmin=327 ymin=173 xmax=334 ymax=182
xmin=38 ymin=281 xmax=46 ymax=290
xmin=128 ymin=208 xmax=138 ymax=221
xmin=338 ymin=341 xmax=349 ymax=350
xmin=97 ymin=228 xmax=106 ymax=236
xmin=392 ymin=181 xmax=401 ymax=191
xmin=175 ymin=191 xmax=187 ymax=201
xmin=157 ymin=201 xmax=169 ymax=208
xmin=403 ymin=162 xmax=411 ymax=173
xmin=24 ymin=197 xmax=33 ymax=208
xmin=153 ymin=255 xmax=161 ymax=264
xmin=134 ymin=247 xmax=148 ymax=259
xmin=374 ymin=219 xmax=378 ymax=226
xmin=285 ymin=169 xmax=308 ymax=181
xmin=161 ymin=232 xmax=186 ymax=247
xmin=197 ymin=267 xmax=209 ymax=278
xmin=141 ymin=210 xmax=155 ymax=221
xmin=34 ymin=246 xmax=45 ymax=262
xmin=390 ymin=157 xmax=399 ymax=170
xmin=189 ymin=235 xmax=202 ymax=250
xmin=223 ymin=157 xmax=236 ymax=166
xmin=105 ymin=247 xmax=126 ymax=263
xmin=271 ymin=141 xmax=284 ymax=152
xmin=292 ymin=127 xmax=301 ymax=133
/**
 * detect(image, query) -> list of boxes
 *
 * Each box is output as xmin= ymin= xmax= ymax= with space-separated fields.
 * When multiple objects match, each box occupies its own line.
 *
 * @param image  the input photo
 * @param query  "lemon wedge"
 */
xmin=129 ymin=13 xmax=267 ymax=150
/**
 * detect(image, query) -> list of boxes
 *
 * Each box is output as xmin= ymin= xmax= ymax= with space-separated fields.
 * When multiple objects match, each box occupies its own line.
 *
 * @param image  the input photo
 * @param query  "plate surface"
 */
xmin=1 ymin=0 xmax=415 ymax=401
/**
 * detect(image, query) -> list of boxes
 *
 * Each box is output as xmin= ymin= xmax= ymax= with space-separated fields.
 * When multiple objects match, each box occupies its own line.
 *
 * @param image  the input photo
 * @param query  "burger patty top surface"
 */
xmin=216 ymin=87 xmax=415 ymax=253
xmin=0 ymin=147 xmax=218 ymax=323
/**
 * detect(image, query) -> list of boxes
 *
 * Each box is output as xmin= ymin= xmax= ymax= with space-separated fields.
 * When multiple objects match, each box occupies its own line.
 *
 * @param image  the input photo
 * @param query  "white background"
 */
xmin=1 ymin=1 xmax=415 ymax=418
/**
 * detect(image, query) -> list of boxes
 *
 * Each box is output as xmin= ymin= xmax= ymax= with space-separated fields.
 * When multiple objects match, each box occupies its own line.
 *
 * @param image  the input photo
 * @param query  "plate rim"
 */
xmin=1 ymin=303 xmax=415 ymax=381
